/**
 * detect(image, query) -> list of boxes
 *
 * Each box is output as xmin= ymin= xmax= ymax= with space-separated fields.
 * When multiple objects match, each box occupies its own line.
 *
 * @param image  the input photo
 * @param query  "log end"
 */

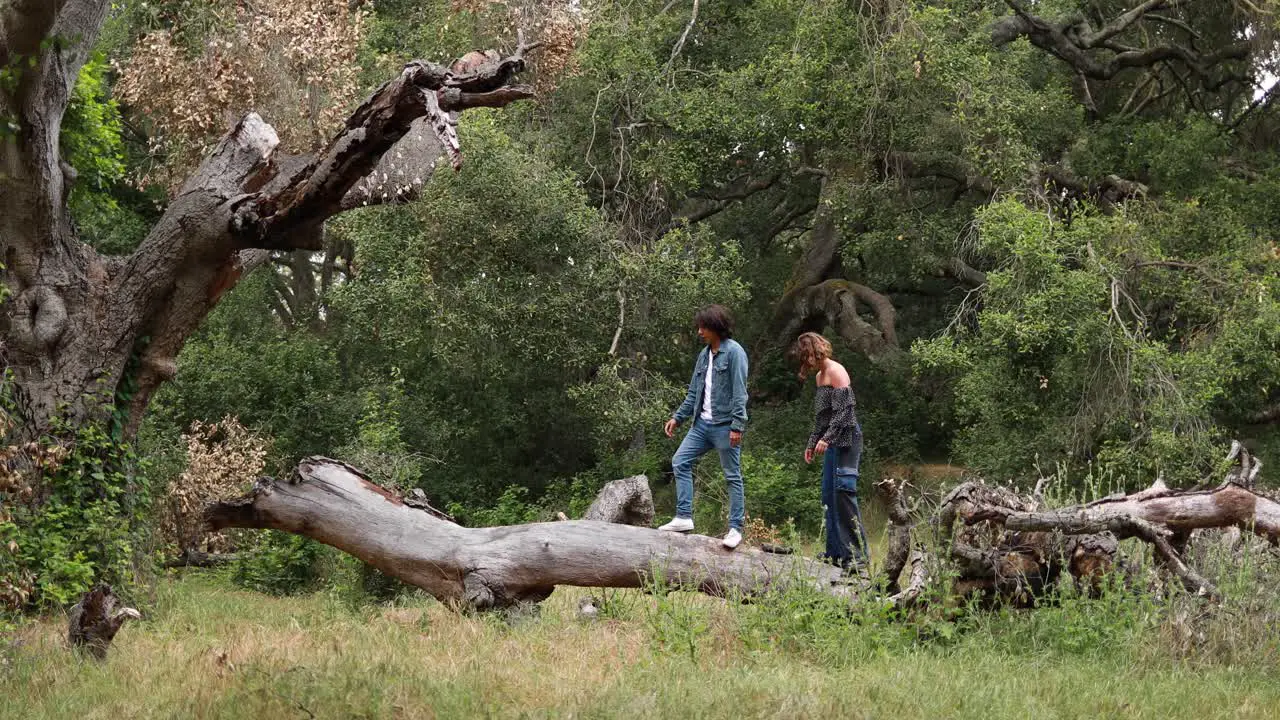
xmin=205 ymin=476 xmax=276 ymax=531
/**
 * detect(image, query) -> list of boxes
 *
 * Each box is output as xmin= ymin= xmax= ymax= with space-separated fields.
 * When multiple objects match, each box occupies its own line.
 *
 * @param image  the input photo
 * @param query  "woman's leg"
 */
xmin=821 ymin=448 xmax=844 ymax=565
xmin=834 ymin=438 xmax=869 ymax=566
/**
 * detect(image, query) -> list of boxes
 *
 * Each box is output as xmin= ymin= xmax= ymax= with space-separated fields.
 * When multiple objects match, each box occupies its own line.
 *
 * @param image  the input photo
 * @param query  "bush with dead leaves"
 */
xmin=160 ymin=417 xmax=270 ymax=557
xmin=118 ymin=0 xmax=367 ymax=191
xmin=448 ymin=0 xmax=588 ymax=93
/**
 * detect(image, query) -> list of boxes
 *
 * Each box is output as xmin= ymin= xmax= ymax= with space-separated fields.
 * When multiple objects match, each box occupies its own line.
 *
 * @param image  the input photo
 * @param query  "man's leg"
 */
xmin=698 ymin=423 xmax=744 ymax=548
xmin=669 ymin=419 xmax=714 ymax=523
xmin=715 ymin=436 xmax=744 ymax=532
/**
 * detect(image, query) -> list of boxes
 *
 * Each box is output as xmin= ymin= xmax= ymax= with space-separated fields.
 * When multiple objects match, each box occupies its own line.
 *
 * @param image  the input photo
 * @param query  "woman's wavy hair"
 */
xmin=790 ymin=332 xmax=833 ymax=379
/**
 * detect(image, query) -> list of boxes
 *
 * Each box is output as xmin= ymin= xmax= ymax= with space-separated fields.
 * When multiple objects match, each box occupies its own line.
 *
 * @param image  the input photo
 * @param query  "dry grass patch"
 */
xmin=4 ymin=574 xmax=1280 ymax=719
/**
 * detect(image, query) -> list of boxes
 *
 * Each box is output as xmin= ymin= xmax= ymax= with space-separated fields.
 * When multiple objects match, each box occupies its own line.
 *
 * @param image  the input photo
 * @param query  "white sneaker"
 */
xmin=722 ymin=528 xmax=742 ymax=549
xmin=658 ymin=517 xmax=694 ymax=533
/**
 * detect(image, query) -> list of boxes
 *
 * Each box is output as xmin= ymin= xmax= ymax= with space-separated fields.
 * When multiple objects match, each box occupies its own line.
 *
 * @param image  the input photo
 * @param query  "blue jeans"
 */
xmin=821 ymin=432 xmax=869 ymax=568
xmin=672 ymin=417 xmax=745 ymax=530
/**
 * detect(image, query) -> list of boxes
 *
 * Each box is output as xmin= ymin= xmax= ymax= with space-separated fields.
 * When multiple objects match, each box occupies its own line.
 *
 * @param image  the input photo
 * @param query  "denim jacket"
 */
xmin=672 ymin=339 xmax=749 ymax=432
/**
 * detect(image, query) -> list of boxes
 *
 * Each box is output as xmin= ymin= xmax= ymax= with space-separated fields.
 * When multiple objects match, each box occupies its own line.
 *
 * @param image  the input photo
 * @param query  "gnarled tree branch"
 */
xmin=232 ymin=38 xmax=538 ymax=250
xmin=991 ymin=1 xmax=1251 ymax=83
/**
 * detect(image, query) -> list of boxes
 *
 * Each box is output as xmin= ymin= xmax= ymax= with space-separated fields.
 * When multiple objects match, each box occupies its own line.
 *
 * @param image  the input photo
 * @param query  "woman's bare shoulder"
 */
xmin=817 ymin=361 xmax=851 ymax=388
xmin=827 ymin=361 xmax=851 ymax=388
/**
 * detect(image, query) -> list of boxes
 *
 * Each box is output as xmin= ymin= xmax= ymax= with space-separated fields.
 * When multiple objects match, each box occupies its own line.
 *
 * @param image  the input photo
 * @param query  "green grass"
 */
xmin=4 ymin=573 xmax=1279 ymax=719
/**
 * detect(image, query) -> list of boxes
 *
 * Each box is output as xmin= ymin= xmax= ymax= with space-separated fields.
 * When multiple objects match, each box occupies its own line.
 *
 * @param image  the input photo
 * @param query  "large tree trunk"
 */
xmin=0 ymin=2 xmax=537 ymax=440
xmin=207 ymin=458 xmax=858 ymax=609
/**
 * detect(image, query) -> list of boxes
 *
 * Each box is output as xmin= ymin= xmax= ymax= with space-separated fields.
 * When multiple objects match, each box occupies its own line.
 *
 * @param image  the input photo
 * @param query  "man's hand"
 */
xmin=729 ymin=430 xmax=743 ymax=447
xmin=664 ymin=418 xmax=677 ymax=438
xmin=804 ymin=447 xmax=814 ymax=464
xmin=814 ymin=439 xmax=829 ymax=455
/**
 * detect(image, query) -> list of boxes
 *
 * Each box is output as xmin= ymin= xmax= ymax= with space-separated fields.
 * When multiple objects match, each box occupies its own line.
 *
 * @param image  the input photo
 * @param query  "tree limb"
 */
xmin=661 ymin=172 xmax=781 ymax=236
xmin=1078 ymin=0 xmax=1174 ymax=49
xmin=940 ymin=256 xmax=987 ymax=288
xmin=761 ymin=198 xmax=820 ymax=247
xmin=666 ymin=0 xmax=701 ymax=71
xmin=991 ymin=2 xmax=1250 ymax=82
xmin=608 ymin=287 xmax=626 ymax=357
xmin=881 ymin=151 xmax=994 ymax=197
xmin=772 ymin=278 xmax=904 ymax=364
xmin=232 ymin=38 xmax=538 ymax=250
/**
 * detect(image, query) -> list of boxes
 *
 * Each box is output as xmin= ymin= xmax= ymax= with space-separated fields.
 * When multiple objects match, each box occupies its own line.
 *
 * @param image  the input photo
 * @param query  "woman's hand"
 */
xmin=814 ymin=439 xmax=829 ymax=455
xmin=804 ymin=447 xmax=814 ymax=464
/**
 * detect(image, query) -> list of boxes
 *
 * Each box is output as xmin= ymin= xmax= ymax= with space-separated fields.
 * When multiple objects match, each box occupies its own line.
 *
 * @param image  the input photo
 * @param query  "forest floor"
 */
xmin=4 ymin=573 xmax=1280 ymax=719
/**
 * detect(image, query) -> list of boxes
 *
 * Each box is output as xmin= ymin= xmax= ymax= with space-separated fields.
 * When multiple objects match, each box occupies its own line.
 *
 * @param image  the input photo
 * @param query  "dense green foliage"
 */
xmin=7 ymin=0 xmax=1279 ymax=608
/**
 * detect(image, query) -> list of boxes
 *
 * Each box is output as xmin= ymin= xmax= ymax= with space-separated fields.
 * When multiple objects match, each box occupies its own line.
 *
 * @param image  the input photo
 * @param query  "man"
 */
xmin=658 ymin=304 xmax=749 ymax=549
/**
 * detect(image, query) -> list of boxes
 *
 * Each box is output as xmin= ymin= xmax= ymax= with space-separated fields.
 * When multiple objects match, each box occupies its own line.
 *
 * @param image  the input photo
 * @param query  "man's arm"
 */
xmin=671 ymin=351 xmax=702 ymax=425
xmin=729 ymin=344 xmax=749 ymax=433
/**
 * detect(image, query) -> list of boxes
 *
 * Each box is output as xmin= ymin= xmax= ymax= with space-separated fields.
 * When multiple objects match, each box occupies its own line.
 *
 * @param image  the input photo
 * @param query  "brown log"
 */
xmin=944 ymin=442 xmax=1278 ymax=602
xmin=206 ymin=459 xmax=861 ymax=610
xmin=938 ymin=480 xmax=1120 ymax=603
xmin=67 ymin=584 xmax=140 ymax=660
xmin=978 ymin=482 xmax=1280 ymax=543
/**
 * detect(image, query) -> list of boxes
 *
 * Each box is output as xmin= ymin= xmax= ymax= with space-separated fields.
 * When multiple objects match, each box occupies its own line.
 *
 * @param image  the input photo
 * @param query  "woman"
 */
xmin=793 ymin=332 xmax=869 ymax=572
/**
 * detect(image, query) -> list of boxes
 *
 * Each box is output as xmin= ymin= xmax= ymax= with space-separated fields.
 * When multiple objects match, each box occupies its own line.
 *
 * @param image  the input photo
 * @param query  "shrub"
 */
xmin=159 ymin=416 xmax=269 ymax=558
xmin=231 ymin=531 xmax=331 ymax=596
xmin=0 ymin=415 xmax=152 ymax=612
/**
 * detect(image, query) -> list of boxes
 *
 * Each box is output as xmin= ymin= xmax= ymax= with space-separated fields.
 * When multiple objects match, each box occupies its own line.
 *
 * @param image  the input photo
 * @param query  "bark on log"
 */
xmin=877 ymin=478 xmax=914 ymax=594
xmin=67 ymin=584 xmax=140 ymax=660
xmin=940 ymin=445 xmax=1276 ymax=602
xmin=582 ymin=475 xmax=655 ymax=526
xmin=206 ymin=458 xmax=859 ymax=610
xmin=973 ymin=481 xmax=1280 ymax=543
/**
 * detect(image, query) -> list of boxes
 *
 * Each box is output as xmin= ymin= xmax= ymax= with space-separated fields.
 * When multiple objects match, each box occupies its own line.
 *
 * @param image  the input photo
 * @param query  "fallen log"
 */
xmin=206 ymin=458 xmax=860 ymax=610
xmin=938 ymin=444 xmax=1275 ymax=602
xmin=201 ymin=443 xmax=1271 ymax=614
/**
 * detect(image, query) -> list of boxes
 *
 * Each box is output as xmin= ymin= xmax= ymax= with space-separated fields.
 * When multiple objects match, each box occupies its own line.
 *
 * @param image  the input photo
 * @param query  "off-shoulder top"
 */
xmin=807 ymin=385 xmax=859 ymax=450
